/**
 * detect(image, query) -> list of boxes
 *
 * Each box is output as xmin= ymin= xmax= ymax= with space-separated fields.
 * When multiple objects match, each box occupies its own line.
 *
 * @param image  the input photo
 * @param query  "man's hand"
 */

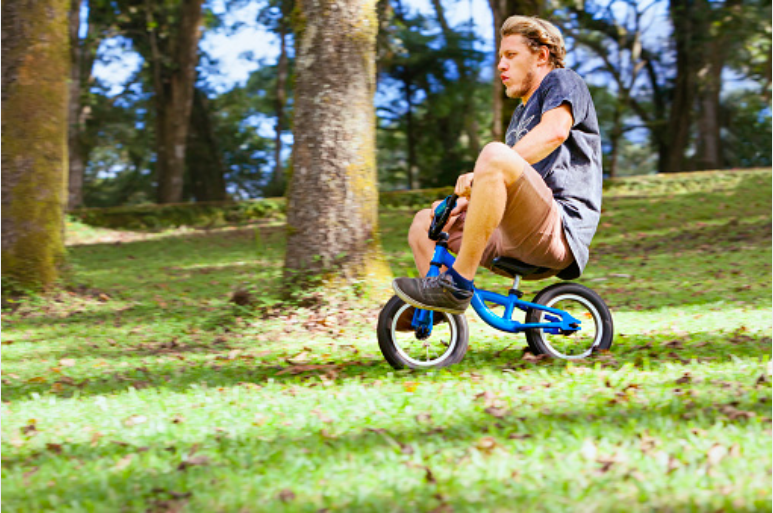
xmin=429 ymin=196 xmax=469 ymax=231
xmin=454 ymin=172 xmax=474 ymax=197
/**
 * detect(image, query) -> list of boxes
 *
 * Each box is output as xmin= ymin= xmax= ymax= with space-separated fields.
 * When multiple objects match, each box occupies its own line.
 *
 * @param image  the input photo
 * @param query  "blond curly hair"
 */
xmin=501 ymin=15 xmax=566 ymax=69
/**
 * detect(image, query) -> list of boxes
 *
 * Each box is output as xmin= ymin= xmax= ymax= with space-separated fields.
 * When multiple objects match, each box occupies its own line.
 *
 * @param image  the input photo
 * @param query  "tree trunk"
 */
xmin=663 ymin=0 xmax=699 ymax=173
xmin=267 ymin=20 xmax=290 ymax=197
xmin=695 ymin=47 xmax=723 ymax=170
xmin=152 ymin=0 xmax=204 ymax=203
xmin=286 ymin=0 xmax=391 ymax=291
xmin=185 ymin=89 xmax=227 ymax=201
xmin=68 ymin=0 xmax=86 ymax=210
xmin=2 ymin=0 xmax=70 ymax=290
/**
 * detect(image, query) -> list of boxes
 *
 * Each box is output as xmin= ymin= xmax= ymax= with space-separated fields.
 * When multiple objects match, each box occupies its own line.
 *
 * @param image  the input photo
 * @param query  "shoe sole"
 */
xmin=392 ymin=281 xmax=467 ymax=315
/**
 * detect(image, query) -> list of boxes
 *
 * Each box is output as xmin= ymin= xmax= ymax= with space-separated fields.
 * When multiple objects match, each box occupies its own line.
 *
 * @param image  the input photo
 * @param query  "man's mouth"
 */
xmin=500 ymin=75 xmax=509 ymax=83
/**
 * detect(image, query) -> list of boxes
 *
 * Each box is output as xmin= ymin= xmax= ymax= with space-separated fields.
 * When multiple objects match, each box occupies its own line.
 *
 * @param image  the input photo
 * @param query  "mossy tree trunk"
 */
xmin=285 ymin=0 xmax=391 ymax=294
xmin=1 ymin=0 xmax=70 ymax=290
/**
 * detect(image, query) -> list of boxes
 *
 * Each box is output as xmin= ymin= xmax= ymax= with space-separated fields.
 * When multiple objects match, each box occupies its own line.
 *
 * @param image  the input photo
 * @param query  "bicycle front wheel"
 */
xmin=377 ymin=295 xmax=469 ymax=369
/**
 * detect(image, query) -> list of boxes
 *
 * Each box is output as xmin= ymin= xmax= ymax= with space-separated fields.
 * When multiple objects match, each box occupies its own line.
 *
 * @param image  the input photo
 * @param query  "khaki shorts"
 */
xmin=446 ymin=163 xmax=574 ymax=279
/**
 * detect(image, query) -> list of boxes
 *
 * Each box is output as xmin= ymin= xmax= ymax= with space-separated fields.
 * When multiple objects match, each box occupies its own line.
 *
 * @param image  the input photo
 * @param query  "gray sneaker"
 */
xmin=392 ymin=273 xmax=473 ymax=314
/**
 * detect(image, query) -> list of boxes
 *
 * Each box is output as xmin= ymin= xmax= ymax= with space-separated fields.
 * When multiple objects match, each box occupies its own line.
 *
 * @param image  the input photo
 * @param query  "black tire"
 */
xmin=525 ymin=283 xmax=613 ymax=359
xmin=377 ymin=295 xmax=469 ymax=369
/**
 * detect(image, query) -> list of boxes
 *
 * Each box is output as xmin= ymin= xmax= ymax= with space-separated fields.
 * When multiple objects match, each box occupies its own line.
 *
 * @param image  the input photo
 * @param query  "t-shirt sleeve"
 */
xmin=539 ymin=71 xmax=587 ymax=128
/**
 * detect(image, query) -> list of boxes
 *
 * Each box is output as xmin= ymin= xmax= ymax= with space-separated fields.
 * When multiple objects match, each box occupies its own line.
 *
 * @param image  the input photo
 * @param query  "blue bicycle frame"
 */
xmin=410 ymin=244 xmax=582 ymax=336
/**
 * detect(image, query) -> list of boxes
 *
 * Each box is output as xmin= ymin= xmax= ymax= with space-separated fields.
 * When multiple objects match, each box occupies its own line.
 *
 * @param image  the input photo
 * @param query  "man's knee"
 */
xmin=408 ymin=209 xmax=432 ymax=247
xmin=476 ymin=142 xmax=524 ymax=185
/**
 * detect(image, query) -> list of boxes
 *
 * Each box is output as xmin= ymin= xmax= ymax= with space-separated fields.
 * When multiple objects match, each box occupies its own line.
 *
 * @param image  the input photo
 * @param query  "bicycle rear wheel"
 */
xmin=525 ymin=283 xmax=613 ymax=359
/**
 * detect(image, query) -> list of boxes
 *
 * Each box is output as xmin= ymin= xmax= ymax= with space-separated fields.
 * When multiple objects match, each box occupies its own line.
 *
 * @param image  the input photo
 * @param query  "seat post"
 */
xmin=511 ymin=274 xmax=521 ymax=293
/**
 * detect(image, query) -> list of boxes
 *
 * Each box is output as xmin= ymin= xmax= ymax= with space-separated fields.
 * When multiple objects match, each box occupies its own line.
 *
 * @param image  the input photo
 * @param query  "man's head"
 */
xmin=498 ymin=16 xmax=566 ymax=100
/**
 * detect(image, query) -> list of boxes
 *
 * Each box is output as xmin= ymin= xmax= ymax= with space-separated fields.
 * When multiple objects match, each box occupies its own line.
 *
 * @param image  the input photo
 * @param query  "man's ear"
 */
xmin=538 ymin=45 xmax=550 ymax=66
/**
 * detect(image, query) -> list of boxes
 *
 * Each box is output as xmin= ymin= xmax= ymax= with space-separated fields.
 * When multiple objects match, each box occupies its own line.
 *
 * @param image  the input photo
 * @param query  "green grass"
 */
xmin=3 ymin=169 xmax=771 ymax=512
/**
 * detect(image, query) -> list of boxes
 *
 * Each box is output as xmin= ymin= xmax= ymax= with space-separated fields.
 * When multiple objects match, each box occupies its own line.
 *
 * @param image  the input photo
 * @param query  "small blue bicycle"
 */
xmin=377 ymin=194 xmax=614 ymax=369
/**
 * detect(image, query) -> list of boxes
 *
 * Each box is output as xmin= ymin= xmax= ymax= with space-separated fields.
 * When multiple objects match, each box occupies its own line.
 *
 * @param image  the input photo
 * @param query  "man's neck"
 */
xmin=521 ymin=66 xmax=554 ymax=106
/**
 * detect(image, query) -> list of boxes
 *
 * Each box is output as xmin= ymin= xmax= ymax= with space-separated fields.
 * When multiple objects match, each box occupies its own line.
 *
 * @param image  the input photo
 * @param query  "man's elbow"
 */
xmin=552 ymin=126 xmax=570 ymax=146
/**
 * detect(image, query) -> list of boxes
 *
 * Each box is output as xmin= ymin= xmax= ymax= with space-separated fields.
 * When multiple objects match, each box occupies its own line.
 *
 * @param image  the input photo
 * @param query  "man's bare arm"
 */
xmin=513 ymin=103 xmax=573 ymax=164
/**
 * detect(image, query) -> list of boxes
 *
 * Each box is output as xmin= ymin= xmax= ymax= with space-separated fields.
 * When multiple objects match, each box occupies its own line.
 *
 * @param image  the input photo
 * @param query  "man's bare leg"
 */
xmin=407 ymin=209 xmax=435 ymax=277
xmin=453 ymin=142 xmax=526 ymax=280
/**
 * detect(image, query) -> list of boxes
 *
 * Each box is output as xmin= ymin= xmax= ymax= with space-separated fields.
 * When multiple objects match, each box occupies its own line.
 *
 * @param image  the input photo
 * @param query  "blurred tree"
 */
xmin=285 ymin=0 xmax=391 ymax=291
xmin=184 ymin=88 xmax=227 ymax=201
xmin=68 ymin=0 xmax=114 ymax=210
xmin=377 ymin=8 xmax=487 ymax=189
xmin=258 ymin=0 xmax=295 ymax=198
xmin=1 ymin=0 xmax=70 ymax=290
xmin=564 ymin=1 xmax=653 ymax=178
xmin=115 ymin=0 xmax=205 ymax=203
xmin=721 ymin=90 xmax=772 ymax=168
xmin=82 ymin=78 xmax=156 ymax=207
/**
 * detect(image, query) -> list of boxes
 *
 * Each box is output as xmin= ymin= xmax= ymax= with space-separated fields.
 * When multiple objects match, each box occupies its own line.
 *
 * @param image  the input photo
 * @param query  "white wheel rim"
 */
xmin=536 ymin=293 xmax=603 ymax=359
xmin=391 ymin=303 xmax=458 ymax=367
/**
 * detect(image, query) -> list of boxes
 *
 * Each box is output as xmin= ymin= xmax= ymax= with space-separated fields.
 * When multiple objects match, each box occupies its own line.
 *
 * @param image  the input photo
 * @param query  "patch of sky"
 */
xmin=91 ymin=36 xmax=143 ymax=97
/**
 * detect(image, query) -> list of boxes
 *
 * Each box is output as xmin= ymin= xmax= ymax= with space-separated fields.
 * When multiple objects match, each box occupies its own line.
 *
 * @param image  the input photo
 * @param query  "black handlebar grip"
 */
xmin=428 ymin=194 xmax=458 ymax=240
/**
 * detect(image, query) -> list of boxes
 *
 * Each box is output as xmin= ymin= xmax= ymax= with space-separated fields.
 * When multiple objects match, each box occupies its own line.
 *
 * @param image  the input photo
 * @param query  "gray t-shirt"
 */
xmin=504 ymin=68 xmax=602 ymax=279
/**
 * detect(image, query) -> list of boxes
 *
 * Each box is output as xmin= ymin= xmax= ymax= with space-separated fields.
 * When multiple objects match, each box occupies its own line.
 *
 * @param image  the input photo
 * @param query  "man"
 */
xmin=393 ymin=15 xmax=602 ymax=315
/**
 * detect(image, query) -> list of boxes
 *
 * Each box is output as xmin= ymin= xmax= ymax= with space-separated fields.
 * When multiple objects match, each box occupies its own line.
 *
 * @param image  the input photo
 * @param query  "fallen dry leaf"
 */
xmin=403 ymin=382 xmax=419 ymax=393
xmin=278 ymin=489 xmax=296 ymax=502
xmin=484 ymin=406 xmax=509 ymax=418
xmin=287 ymin=351 xmax=310 ymax=365
xmin=675 ymin=372 xmax=692 ymax=385
xmin=415 ymin=412 xmax=432 ymax=423
xmin=177 ymin=455 xmax=210 ymax=471
xmin=114 ymin=454 xmax=134 ymax=471
xmin=475 ymin=436 xmax=498 ymax=454
xmin=508 ymin=433 xmax=533 ymax=440
xmin=45 ymin=443 xmax=63 ymax=454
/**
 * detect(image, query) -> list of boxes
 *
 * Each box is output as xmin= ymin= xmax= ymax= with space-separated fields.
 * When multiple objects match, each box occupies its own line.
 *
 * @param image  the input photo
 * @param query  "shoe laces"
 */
xmin=422 ymin=274 xmax=450 ymax=290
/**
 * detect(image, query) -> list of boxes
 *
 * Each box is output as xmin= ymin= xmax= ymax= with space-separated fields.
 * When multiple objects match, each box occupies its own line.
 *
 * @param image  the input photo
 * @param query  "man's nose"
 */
xmin=497 ymin=58 xmax=507 ymax=72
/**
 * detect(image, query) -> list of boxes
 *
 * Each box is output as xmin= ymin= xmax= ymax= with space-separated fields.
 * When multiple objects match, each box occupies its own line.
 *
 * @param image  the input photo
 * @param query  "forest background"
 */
xmin=66 ymin=0 xmax=771 ymax=209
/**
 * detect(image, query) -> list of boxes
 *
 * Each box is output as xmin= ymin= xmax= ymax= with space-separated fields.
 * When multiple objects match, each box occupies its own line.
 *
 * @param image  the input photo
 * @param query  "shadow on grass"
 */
xmin=3 ymin=329 xmax=770 ymax=403
xmin=2 ymin=374 xmax=770 ymax=511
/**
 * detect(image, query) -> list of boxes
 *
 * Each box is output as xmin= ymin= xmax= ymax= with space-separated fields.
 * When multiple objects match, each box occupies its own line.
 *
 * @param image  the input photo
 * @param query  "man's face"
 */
xmin=498 ymin=35 xmax=540 ymax=99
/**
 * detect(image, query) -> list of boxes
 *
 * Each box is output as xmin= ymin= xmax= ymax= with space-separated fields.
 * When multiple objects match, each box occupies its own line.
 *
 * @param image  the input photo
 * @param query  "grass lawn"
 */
xmin=2 ymin=169 xmax=771 ymax=512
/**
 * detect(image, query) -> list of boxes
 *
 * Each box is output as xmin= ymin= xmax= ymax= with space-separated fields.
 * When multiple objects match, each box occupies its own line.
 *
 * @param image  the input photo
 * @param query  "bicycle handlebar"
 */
xmin=428 ymin=194 xmax=458 ymax=241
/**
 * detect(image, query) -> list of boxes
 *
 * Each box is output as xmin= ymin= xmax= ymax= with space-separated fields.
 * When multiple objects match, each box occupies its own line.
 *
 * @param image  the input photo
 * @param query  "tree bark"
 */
xmin=286 ymin=0 xmax=391 ymax=291
xmin=2 ymin=0 xmax=70 ymax=290
xmin=185 ymin=89 xmax=227 ymax=201
xmin=151 ymin=0 xmax=204 ymax=203
xmin=68 ymin=0 xmax=86 ymax=210
xmin=695 ymin=41 xmax=724 ymax=170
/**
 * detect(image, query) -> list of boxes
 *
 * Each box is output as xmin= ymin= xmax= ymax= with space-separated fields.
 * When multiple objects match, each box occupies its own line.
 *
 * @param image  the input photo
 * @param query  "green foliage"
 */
xmin=71 ymin=199 xmax=286 ymax=230
xmin=722 ymin=90 xmax=772 ymax=168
